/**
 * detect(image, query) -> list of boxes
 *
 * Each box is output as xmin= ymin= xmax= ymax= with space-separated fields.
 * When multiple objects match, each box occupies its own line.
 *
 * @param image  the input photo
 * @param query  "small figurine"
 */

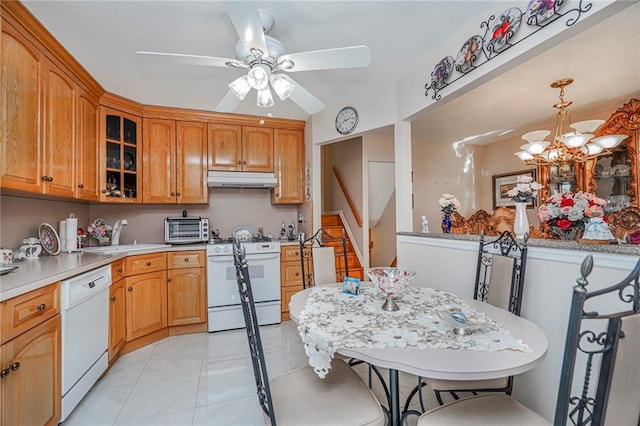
xmin=421 ymin=216 xmax=430 ymax=233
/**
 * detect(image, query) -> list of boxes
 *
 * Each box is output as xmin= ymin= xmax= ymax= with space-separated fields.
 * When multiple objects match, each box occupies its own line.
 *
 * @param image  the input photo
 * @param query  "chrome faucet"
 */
xmin=111 ymin=219 xmax=128 ymax=246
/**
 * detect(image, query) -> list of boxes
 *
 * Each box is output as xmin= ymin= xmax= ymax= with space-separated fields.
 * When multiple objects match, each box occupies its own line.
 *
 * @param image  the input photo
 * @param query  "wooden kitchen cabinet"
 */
xmin=272 ymin=129 xmax=305 ymax=204
xmin=1 ymin=281 xmax=61 ymax=426
xmin=167 ymin=251 xmax=206 ymax=326
xmin=208 ymin=124 xmax=274 ymax=172
xmin=0 ymin=23 xmax=45 ymax=194
xmin=143 ymin=119 xmax=208 ymax=204
xmin=124 ymin=270 xmax=167 ymax=341
xmin=125 ymin=252 xmax=166 ymax=275
xmin=75 ymin=92 xmax=100 ymax=201
xmin=99 ymin=106 xmax=141 ymax=202
xmin=108 ymin=279 xmax=126 ymax=362
xmin=280 ymin=245 xmax=304 ymax=321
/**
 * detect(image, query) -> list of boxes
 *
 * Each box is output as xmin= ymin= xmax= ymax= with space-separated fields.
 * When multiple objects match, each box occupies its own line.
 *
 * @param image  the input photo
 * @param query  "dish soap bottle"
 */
xmin=280 ymin=221 xmax=287 ymax=239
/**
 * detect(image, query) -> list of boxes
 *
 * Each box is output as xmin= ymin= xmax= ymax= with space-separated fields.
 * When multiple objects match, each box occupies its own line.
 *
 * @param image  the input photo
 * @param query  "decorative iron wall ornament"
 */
xmin=425 ymin=0 xmax=593 ymax=101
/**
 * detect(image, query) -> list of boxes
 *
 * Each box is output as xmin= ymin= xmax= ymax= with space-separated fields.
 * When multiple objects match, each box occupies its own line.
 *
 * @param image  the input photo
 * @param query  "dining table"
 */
xmin=288 ymin=283 xmax=548 ymax=426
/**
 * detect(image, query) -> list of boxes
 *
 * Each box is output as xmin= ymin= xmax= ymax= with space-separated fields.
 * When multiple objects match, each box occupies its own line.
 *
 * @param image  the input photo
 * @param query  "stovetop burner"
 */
xmin=209 ymin=236 xmax=274 ymax=245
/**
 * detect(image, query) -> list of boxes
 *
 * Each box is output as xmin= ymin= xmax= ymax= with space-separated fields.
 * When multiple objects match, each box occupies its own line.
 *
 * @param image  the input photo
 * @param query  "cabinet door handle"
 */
xmin=41 ymin=175 xmax=48 ymax=181
xmin=0 ymin=368 xmax=9 ymax=379
xmin=101 ymin=189 xmax=108 ymax=194
xmin=176 ymin=192 xmax=181 ymax=196
xmin=170 ymin=192 xmax=176 ymax=196
xmin=127 ymin=287 xmax=133 ymax=292
xmin=111 ymin=296 xmax=116 ymax=302
xmin=118 ymin=268 xmax=123 ymax=273
xmin=145 ymin=261 xmax=152 ymax=266
xmin=167 ymin=278 xmax=172 ymax=283
xmin=242 ymin=160 xmax=247 ymax=165
xmin=36 ymin=303 xmax=47 ymax=312
xmin=237 ymin=161 xmax=242 ymax=165
xmin=184 ymin=258 xmax=189 ymax=262
xmin=78 ymin=184 xmax=85 ymax=189
xmin=48 ymin=176 xmax=54 ymax=182
xmin=10 ymin=362 xmax=20 ymax=372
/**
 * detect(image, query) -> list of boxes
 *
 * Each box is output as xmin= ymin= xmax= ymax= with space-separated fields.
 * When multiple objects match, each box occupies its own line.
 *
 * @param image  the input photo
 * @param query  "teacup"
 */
xmin=0 ymin=249 xmax=13 ymax=266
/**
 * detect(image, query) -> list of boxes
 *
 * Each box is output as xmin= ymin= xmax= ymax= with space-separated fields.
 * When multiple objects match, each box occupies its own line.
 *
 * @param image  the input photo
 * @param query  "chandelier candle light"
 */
xmin=515 ymin=78 xmax=628 ymax=168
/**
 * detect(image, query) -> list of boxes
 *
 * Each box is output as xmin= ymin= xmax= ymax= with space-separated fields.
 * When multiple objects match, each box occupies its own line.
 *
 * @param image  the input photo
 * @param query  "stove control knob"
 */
xmin=214 ymin=246 xmax=221 ymax=253
xmin=223 ymin=246 xmax=231 ymax=253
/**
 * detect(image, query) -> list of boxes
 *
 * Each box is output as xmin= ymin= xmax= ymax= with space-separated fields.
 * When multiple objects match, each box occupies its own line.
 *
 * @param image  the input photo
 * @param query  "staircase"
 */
xmin=321 ymin=214 xmax=364 ymax=280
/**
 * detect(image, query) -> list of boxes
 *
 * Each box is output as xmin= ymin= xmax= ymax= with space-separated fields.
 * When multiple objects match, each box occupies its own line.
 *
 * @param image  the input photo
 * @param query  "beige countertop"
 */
xmin=0 ymin=244 xmax=207 ymax=302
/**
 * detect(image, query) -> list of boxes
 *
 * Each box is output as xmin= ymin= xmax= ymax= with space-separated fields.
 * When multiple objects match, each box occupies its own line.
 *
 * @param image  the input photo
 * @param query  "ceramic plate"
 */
xmin=431 ymin=56 xmax=454 ymax=90
xmin=233 ymin=226 xmax=253 ymax=241
xmin=0 ymin=265 xmax=19 ymax=275
xmin=485 ymin=7 xmax=522 ymax=53
xmin=39 ymin=223 xmax=61 ymax=255
xmin=455 ymin=35 xmax=483 ymax=73
xmin=525 ymin=0 xmax=564 ymax=26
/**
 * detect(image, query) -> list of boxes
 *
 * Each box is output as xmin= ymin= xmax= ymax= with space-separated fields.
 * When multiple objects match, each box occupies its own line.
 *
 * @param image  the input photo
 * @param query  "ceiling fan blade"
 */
xmin=215 ymin=90 xmax=243 ymax=113
xmin=279 ymin=46 xmax=371 ymax=72
xmin=224 ymin=1 xmax=268 ymax=57
xmin=279 ymin=74 xmax=325 ymax=114
xmin=136 ymin=51 xmax=244 ymax=68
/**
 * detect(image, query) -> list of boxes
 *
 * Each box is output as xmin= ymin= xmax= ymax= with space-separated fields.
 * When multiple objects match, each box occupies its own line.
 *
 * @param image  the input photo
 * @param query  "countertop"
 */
xmin=397 ymin=232 xmax=640 ymax=257
xmin=0 ymin=244 xmax=207 ymax=302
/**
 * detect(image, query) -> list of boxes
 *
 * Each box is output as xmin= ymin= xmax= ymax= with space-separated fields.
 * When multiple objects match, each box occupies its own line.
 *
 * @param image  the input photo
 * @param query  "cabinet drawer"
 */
xmin=281 ymin=262 xmax=304 ymax=286
xmin=111 ymin=258 xmax=126 ymax=283
xmin=1 ymin=283 xmax=60 ymax=344
xmin=281 ymin=245 xmax=301 ymax=262
xmin=126 ymin=253 xmax=166 ymax=275
xmin=167 ymin=250 xmax=205 ymax=269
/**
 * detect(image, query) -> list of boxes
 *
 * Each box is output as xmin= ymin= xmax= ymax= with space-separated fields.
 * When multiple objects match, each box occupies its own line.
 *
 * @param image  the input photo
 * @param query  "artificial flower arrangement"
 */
xmin=87 ymin=218 xmax=112 ymax=244
xmin=507 ymin=175 xmax=543 ymax=203
xmin=537 ymin=191 xmax=608 ymax=238
xmin=439 ymin=193 xmax=461 ymax=214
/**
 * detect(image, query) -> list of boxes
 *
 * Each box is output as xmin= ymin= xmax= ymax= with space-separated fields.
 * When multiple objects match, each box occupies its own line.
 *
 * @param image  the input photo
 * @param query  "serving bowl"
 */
xmin=366 ymin=267 xmax=416 ymax=310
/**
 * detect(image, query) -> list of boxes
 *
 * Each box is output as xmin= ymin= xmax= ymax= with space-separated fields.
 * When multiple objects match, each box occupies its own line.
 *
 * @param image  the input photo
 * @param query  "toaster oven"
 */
xmin=164 ymin=217 xmax=209 ymax=244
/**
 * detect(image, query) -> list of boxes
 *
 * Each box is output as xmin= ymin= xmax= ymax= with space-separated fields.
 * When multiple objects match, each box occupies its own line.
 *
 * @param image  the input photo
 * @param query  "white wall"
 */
xmin=397 ymin=234 xmax=638 ymax=421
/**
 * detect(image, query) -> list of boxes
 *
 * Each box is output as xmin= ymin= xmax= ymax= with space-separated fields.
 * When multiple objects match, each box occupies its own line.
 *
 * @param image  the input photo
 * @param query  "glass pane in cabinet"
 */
xmin=123 ymin=118 xmax=137 ymax=144
xmin=106 ymin=142 xmax=121 ymax=169
xmin=106 ymin=171 xmax=121 ymax=198
xmin=123 ymin=173 xmax=137 ymax=199
xmin=594 ymin=146 xmax=631 ymax=213
xmin=106 ymin=115 xmax=121 ymax=140
xmin=548 ymin=163 xmax=576 ymax=195
xmin=124 ymin=146 xmax=136 ymax=171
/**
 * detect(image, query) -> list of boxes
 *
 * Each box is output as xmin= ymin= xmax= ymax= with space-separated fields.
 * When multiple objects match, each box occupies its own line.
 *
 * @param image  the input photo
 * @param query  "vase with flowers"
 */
xmin=537 ymin=191 xmax=608 ymax=240
xmin=87 ymin=218 xmax=113 ymax=245
xmin=507 ymin=175 xmax=543 ymax=239
xmin=439 ymin=193 xmax=460 ymax=234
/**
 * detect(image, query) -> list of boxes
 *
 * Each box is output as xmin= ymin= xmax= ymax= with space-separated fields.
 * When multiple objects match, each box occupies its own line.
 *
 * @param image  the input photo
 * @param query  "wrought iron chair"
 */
xmin=403 ymin=231 xmax=529 ymax=418
xmin=300 ymin=228 xmax=349 ymax=288
xmin=232 ymin=241 xmax=386 ymax=426
xmin=417 ymin=254 xmax=640 ymax=425
xmin=300 ymin=228 xmax=392 ymax=408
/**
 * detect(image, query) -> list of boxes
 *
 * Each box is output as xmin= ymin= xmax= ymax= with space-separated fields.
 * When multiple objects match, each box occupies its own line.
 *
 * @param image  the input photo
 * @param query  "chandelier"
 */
xmin=515 ymin=78 xmax=628 ymax=166
xmin=227 ymin=48 xmax=294 ymax=108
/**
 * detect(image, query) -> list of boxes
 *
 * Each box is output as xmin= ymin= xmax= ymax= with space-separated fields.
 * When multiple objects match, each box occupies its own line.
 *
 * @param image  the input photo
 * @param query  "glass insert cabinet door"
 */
xmin=101 ymin=107 xmax=141 ymax=201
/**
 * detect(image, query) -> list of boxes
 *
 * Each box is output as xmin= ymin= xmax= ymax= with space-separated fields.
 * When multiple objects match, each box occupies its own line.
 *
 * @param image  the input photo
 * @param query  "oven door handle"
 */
xmin=208 ymin=252 xmax=280 ymax=262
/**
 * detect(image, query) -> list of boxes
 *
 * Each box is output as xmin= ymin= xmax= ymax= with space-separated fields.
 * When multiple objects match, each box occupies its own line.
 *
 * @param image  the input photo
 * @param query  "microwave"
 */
xmin=164 ymin=217 xmax=209 ymax=244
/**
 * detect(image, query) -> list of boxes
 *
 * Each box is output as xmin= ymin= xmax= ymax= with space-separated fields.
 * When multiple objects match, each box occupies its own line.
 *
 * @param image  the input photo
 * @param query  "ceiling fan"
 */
xmin=136 ymin=2 xmax=371 ymax=115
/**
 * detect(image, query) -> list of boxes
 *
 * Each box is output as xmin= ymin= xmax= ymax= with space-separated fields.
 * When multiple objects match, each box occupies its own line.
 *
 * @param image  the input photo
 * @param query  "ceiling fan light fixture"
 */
xmin=229 ymin=75 xmax=251 ymax=100
xmin=247 ymin=65 xmax=270 ymax=90
xmin=270 ymin=74 xmax=294 ymax=100
xmin=256 ymin=87 xmax=274 ymax=108
xmin=277 ymin=58 xmax=295 ymax=70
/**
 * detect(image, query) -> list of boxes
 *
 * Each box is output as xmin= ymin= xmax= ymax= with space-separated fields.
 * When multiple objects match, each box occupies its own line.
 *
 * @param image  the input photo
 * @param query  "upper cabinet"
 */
xmin=143 ymin=119 xmax=207 ymax=204
xmin=99 ymin=107 xmax=141 ymax=202
xmin=583 ymin=99 xmax=639 ymax=213
xmin=272 ymin=129 xmax=305 ymax=204
xmin=75 ymin=93 xmax=99 ymax=201
xmin=208 ymin=124 xmax=274 ymax=172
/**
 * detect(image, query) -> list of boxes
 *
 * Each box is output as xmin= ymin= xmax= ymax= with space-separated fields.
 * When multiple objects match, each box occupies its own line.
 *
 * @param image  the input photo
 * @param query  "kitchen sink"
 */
xmin=82 ymin=243 xmax=171 ymax=255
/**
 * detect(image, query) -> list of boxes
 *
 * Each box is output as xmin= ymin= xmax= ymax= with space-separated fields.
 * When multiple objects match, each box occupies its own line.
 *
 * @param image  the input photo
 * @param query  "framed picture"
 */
xmin=492 ymin=169 xmax=537 ymax=209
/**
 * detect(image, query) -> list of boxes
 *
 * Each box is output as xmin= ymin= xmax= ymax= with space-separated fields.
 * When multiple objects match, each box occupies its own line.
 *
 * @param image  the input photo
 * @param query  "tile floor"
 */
xmin=63 ymin=321 xmax=442 ymax=426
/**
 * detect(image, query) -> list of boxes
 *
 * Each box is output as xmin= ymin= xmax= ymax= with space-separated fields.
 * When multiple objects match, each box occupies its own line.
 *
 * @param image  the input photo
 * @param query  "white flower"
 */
xmin=567 ymin=207 xmax=585 ymax=221
xmin=372 ymin=328 xmax=421 ymax=348
xmin=301 ymin=329 xmax=335 ymax=379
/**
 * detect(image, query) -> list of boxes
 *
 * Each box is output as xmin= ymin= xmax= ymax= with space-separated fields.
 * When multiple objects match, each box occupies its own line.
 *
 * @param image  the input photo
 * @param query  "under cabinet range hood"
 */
xmin=207 ymin=171 xmax=277 ymax=188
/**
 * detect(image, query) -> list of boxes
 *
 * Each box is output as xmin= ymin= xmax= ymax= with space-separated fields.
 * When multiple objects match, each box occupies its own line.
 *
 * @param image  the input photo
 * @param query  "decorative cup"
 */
xmin=0 ymin=249 xmax=14 ymax=266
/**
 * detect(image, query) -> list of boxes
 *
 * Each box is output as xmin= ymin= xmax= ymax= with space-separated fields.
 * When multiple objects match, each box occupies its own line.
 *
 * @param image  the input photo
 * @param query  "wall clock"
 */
xmin=335 ymin=106 xmax=359 ymax=135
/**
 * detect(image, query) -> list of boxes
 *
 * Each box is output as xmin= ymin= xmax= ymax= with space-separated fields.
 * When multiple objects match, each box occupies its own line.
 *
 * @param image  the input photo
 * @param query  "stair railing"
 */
xmin=332 ymin=166 xmax=362 ymax=227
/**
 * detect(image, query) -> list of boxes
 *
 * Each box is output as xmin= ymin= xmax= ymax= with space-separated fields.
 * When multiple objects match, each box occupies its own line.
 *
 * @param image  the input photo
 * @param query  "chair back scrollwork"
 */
xmin=299 ymin=228 xmax=349 ymax=288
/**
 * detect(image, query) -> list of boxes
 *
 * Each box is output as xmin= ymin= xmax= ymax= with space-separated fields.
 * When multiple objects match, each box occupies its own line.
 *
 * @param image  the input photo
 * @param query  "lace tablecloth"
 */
xmin=298 ymin=286 xmax=531 ymax=378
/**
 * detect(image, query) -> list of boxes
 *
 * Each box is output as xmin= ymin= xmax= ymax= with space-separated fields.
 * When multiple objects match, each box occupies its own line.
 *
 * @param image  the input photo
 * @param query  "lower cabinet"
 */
xmin=167 ymin=267 xmax=206 ymax=326
xmin=1 ymin=315 xmax=61 ymax=426
xmin=280 ymin=245 xmax=304 ymax=321
xmin=108 ymin=279 xmax=126 ymax=361
xmin=125 ymin=270 xmax=168 ymax=342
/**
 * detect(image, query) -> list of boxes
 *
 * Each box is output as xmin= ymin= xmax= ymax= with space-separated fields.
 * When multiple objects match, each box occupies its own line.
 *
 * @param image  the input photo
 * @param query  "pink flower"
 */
xmin=537 ymin=206 xmax=550 ymax=222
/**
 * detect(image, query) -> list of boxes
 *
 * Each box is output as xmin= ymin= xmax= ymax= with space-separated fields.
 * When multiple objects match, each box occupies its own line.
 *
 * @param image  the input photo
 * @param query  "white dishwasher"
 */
xmin=60 ymin=265 xmax=111 ymax=421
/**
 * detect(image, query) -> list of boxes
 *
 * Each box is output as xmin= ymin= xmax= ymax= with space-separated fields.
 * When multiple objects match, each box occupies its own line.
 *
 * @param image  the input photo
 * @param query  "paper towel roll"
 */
xmin=66 ymin=215 xmax=78 ymax=252
xmin=59 ymin=220 xmax=67 ymax=248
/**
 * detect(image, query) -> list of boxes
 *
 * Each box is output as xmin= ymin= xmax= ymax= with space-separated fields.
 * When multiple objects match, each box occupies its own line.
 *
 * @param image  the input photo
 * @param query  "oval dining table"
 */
xmin=289 ymin=284 xmax=549 ymax=426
